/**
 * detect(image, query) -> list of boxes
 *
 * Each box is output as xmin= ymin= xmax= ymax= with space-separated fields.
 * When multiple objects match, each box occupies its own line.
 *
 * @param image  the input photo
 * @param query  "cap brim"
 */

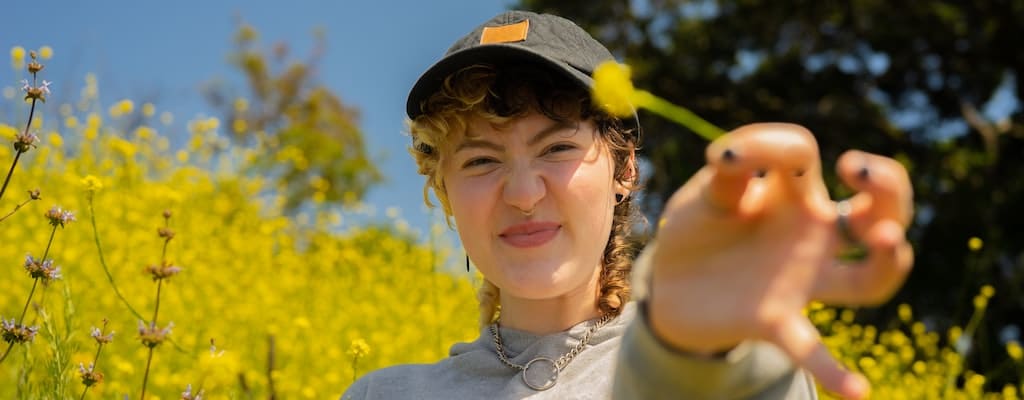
xmin=406 ymin=44 xmax=594 ymax=119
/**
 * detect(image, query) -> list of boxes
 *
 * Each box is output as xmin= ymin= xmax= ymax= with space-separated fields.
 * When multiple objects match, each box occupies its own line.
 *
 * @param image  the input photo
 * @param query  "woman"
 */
xmin=344 ymin=10 xmax=912 ymax=400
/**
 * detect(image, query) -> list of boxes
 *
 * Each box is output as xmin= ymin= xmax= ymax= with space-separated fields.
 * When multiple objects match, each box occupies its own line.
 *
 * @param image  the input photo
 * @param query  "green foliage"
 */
xmin=204 ymin=23 xmax=383 ymax=213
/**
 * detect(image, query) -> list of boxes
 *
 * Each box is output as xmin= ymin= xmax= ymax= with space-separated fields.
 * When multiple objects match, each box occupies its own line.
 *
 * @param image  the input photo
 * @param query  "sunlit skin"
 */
xmin=648 ymin=123 xmax=914 ymax=400
xmin=441 ymin=111 xmax=631 ymax=335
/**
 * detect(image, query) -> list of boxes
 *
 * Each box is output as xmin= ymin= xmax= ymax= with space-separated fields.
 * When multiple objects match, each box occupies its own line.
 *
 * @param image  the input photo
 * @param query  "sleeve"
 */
xmin=340 ymin=376 xmax=369 ymax=400
xmin=612 ymin=240 xmax=818 ymax=400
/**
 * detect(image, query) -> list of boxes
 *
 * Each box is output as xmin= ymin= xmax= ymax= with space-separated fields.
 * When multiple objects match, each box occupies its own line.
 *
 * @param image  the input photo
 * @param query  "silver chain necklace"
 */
xmin=489 ymin=314 xmax=613 ymax=391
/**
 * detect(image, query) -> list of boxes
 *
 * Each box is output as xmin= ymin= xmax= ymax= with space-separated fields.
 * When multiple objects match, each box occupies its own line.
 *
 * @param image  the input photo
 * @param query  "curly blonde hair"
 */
xmin=408 ymin=64 xmax=643 ymax=327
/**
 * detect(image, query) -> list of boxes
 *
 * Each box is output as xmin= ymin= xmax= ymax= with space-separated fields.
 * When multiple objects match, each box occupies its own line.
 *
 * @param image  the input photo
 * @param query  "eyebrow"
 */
xmin=455 ymin=121 xmax=575 ymax=153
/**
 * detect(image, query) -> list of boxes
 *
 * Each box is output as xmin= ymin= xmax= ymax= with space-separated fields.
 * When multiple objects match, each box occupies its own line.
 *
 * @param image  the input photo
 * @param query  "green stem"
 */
xmin=0 ymin=150 xmax=25 ymax=203
xmin=635 ymin=90 xmax=725 ymax=141
xmin=0 ymin=197 xmax=34 ymax=224
xmin=88 ymin=195 xmax=145 ymax=321
xmin=0 ymin=343 xmax=13 ymax=364
xmin=152 ymin=280 xmax=163 ymax=324
xmin=140 ymin=347 xmax=154 ymax=400
xmin=17 ymin=279 xmax=39 ymax=323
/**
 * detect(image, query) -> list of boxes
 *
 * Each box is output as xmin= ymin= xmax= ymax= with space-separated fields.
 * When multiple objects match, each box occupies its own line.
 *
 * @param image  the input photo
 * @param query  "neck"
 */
xmin=495 ymin=269 xmax=602 ymax=335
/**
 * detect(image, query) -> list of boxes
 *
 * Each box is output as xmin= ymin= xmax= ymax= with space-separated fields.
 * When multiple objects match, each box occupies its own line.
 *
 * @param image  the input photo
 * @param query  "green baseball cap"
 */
xmin=406 ymin=10 xmax=619 ymax=120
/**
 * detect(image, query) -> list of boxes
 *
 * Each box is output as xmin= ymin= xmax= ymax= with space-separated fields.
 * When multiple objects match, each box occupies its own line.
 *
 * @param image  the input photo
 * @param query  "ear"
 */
xmin=614 ymin=146 xmax=637 ymax=198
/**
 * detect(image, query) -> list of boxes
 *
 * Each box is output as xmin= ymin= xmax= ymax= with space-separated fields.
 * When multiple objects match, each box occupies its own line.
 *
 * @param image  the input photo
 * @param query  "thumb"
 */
xmin=769 ymin=313 xmax=871 ymax=399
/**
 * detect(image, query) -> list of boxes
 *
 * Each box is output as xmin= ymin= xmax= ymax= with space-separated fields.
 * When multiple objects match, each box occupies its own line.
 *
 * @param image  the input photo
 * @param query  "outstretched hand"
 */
xmin=647 ymin=123 xmax=914 ymax=399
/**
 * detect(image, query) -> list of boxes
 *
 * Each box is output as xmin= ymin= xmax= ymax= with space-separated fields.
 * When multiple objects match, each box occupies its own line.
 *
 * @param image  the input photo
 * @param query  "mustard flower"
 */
xmin=78 ymin=362 xmax=103 ymax=386
xmin=1 ymin=318 xmax=38 ymax=344
xmin=45 ymin=205 xmax=75 ymax=227
xmin=348 ymin=338 xmax=371 ymax=358
xmin=138 ymin=320 xmax=173 ymax=348
xmin=1008 ymin=340 xmax=1023 ymax=361
xmin=592 ymin=61 xmax=638 ymax=118
xmin=24 ymin=254 xmax=61 ymax=283
xmin=80 ymin=175 xmax=103 ymax=192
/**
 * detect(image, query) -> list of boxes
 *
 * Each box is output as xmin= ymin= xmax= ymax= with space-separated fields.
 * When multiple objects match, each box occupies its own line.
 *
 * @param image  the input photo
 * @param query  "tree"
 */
xmin=204 ymin=23 xmax=382 ymax=213
xmin=521 ymin=0 xmax=1024 ymax=383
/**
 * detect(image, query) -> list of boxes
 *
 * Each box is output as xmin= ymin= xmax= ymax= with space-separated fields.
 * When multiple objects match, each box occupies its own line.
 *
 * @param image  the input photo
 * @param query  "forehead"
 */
xmin=460 ymin=111 xmax=589 ymax=141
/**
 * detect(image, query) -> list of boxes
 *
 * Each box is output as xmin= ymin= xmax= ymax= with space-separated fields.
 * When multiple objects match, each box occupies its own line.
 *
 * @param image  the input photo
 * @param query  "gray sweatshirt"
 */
xmin=341 ymin=302 xmax=816 ymax=399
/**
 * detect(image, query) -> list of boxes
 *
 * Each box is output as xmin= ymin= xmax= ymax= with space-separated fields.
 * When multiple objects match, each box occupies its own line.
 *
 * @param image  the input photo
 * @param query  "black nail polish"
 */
xmin=722 ymin=149 xmax=736 ymax=163
xmin=755 ymin=169 xmax=767 ymax=178
xmin=858 ymin=166 xmax=870 ymax=180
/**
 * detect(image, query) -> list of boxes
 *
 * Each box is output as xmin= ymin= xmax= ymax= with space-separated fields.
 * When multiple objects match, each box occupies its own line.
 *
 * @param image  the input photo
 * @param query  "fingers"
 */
xmin=836 ymin=150 xmax=914 ymax=236
xmin=814 ymin=219 xmax=915 ymax=305
xmin=815 ymin=150 xmax=915 ymax=305
xmin=703 ymin=123 xmax=828 ymax=216
xmin=769 ymin=314 xmax=871 ymax=400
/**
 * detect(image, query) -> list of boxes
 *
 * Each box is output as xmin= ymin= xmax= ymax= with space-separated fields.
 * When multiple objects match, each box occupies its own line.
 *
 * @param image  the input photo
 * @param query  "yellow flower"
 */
xmin=898 ymin=303 xmax=913 ymax=323
xmin=968 ymin=237 xmax=983 ymax=251
xmin=142 ymin=102 xmax=156 ymax=117
xmin=10 ymin=46 xmax=26 ymax=66
xmin=980 ymin=284 xmax=995 ymax=298
xmin=0 ymin=123 xmax=16 ymax=140
xmin=109 ymin=99 xmax=134 ymax=117
xmin=348 ymin=338 xmax=370 ymax=358
xmin=65 ymin=116 xmax=79 ymax=128
xmin=233 ymin=118 xmax=248 ymax=134
xmin=160 ymin=111 xmax=174 ymax=126
xmin=48 ymin=132 xmax=63 ymax=148
xmin=38 ymin=46 xmax=53 ymax=60
xmin=234 ymin=97 xmax=249 ymax=113
xmin=1008 ymin=341 xmax=1023 ymax=361
xmin=592 ymin=61 xmax=638 ymax=118
xmin=81 ymin=175 xmax=104 ymax=192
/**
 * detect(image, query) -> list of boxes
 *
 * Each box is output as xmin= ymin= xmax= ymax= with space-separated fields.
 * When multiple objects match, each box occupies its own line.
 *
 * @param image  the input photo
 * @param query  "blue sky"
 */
xmin=6 ymin=0 xmax=515 ymax=244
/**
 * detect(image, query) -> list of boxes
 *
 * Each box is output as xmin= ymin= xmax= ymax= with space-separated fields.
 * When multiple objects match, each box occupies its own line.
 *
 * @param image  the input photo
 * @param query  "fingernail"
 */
xmin=722 ymin=149 xmax=736 ymax=163
xmin=858 ymin=166 xmax=870 ymax=180
xmin=755 ymin=169 xmax=767 ymax=178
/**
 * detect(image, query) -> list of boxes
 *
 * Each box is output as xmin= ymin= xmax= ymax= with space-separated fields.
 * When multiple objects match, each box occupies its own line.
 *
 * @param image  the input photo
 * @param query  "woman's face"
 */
xmin=442 ymin=110 xmax=620 ymax=302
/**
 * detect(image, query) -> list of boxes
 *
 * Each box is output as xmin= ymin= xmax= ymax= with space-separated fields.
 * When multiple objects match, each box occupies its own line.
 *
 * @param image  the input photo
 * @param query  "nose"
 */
xmin=502 ymin=163 xmax=545 ymax=214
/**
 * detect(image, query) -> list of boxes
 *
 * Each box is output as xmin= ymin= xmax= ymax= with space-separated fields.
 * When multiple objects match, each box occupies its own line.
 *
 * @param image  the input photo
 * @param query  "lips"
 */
xmin=499 ymin=222 xmax=560 ymax=248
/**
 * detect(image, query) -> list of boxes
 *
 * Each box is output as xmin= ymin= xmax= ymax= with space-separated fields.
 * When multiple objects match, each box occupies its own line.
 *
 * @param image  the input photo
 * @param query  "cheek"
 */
xmin=446 ymin=175 xmax=497 ymax=242
xmin=560 ymin=164 xmax=616 ymax=244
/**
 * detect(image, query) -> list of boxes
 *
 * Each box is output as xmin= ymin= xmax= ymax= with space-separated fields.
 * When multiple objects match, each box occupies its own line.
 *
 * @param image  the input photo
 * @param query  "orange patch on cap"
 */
xmin=480 ymin=19 xmax=529 ymax=44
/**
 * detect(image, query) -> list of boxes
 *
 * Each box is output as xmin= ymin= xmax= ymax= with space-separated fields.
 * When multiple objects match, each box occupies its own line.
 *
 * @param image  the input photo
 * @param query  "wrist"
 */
xmin=640 ymin=299 xmax=736 ymax=359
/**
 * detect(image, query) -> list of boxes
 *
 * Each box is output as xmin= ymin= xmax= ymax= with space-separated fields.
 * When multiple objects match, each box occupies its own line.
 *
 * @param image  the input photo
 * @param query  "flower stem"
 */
xmin=0 ymin=197 xmax=34 ymax=224
xmin=0 ymin=151 xmax=25 ymax=203
xmin=634 ymin=90 xmax=725 ymax=141
xmin=152 ymin=280 xmax=163 ymax=324
xmin=0 ymin=95 xmax=37 ymax=202
xmin=88 ymin=195 xmax=146 ymax=321
xmin=140 ymin=347 xmax=154 ymax=400
xmin=0 ymin=343 xmax=13 ymax=364
xmin=17 ymin=279 xmax=39 ymax=324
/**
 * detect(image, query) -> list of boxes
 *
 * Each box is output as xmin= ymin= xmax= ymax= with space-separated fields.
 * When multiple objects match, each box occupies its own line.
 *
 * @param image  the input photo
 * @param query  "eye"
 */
xmin=463 ymin=157 xmax=497 ymax=169
xmin=545 ymin=143 xmax=578 ymax=154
